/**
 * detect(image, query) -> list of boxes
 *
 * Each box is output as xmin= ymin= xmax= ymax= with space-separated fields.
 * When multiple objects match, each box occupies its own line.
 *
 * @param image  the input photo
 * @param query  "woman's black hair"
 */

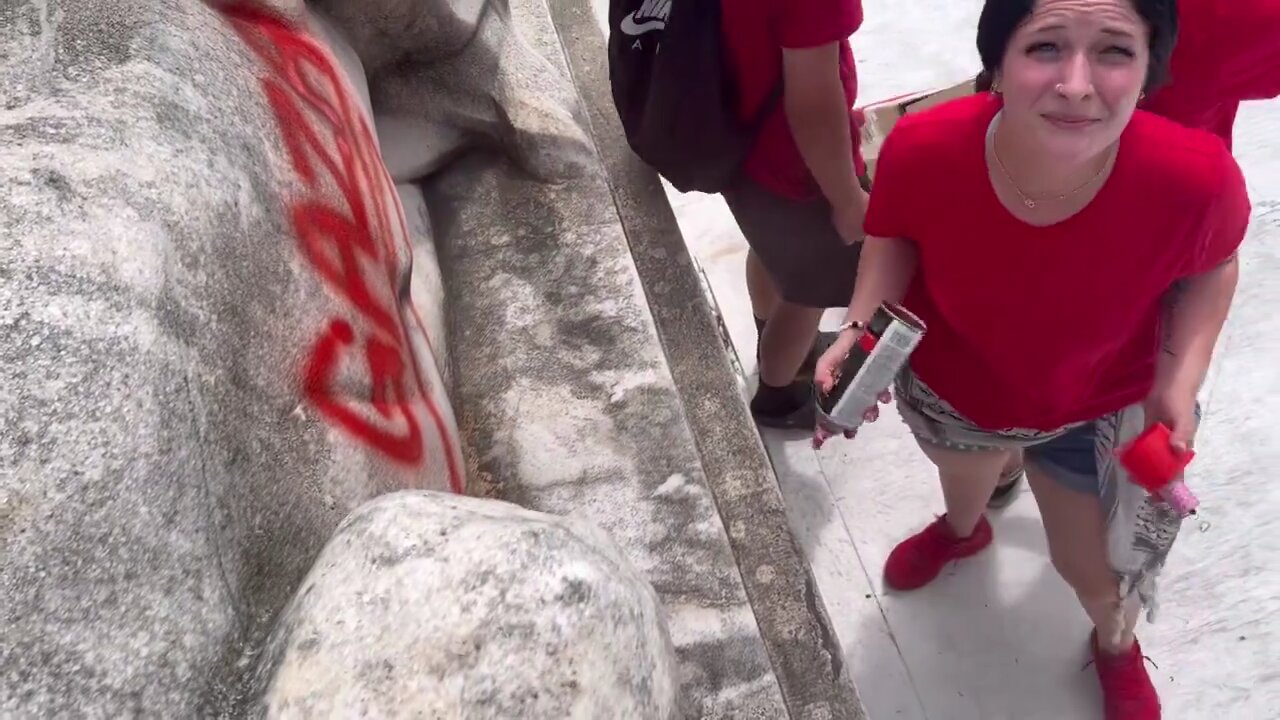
xmin=973 ymin=0 xmax=1179 ymax=92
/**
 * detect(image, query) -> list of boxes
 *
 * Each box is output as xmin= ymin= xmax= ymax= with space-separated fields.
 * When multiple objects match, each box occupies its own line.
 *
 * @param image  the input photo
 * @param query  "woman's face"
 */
xmin=996 ymin=0 xmax=1149 ymax=161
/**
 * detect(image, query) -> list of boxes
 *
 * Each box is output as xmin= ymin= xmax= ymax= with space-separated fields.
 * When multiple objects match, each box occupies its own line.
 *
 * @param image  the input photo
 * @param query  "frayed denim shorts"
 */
xmin=893 ymin=367 xmax=1199 ymax=496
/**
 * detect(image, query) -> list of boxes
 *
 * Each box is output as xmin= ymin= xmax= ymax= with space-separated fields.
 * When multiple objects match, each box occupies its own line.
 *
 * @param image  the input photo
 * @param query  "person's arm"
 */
xmin=809 ymin=105 xmax=926 ymax=426
xmin=840 ymin=236 xmax=917 ymax=327
xmin=1153 ymin=152 xmax=1251 ymax=422
xmin=781 ymin=44 xmax=865 ymax=219
xmin=1155 ymin=257 xmax=1239 ymax=393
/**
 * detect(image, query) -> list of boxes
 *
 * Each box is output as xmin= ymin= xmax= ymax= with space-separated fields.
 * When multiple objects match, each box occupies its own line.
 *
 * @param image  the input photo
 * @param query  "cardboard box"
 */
xmin=858 ymin=77 xmax=978 ymax=179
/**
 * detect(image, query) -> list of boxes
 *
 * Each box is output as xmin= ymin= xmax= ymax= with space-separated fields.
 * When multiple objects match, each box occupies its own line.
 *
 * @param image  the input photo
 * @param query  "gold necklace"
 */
xmin=990 ymin=128 xmax=1116 ymax=209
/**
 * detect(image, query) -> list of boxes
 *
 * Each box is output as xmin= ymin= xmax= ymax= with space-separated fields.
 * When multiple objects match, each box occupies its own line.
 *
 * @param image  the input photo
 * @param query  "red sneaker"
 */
xmin=1091 ymin=631 xmax=1161 ymax=720
xmin=884 ymin=515 xmax=993 ymax=591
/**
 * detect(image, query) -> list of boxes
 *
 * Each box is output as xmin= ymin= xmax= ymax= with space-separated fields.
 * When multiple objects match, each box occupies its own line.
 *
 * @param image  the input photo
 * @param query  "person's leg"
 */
xmin=747 ymin=248 xmax=830 ymax=386
xmin=924 ymin=442 xmax=1009 ymax=536
xmin=1025 ymin=463 xmax=1137 ymax=649
xmin=748 ymin=297 xmax=824 ymax=426
xmin=884 ymin=440 xmax=1009 ymax=590
xmin=749 ymin=249 xmax=839 ymax=384
xmin=746 ymin=249 xmax=780 ymax=324
xmin=1024 ymin=426 xmax=1160 ymax=719
xmin=723 ymin=175 xmax=858 ymax=427
xmin=757 ymin=303 xmax=824 ymax=387
xmin=884 ymin=369 xmax=1028 ymax=589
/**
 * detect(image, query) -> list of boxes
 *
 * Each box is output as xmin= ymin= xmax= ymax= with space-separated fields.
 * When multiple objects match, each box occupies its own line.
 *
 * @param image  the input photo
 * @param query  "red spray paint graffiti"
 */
xmin=224 ymin=5 xmax=463 ymax=493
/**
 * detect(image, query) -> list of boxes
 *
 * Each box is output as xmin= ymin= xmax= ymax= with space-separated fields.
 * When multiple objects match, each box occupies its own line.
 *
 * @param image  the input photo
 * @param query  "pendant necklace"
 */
xmin=989 ymin=116 xmax=1115 ymax=209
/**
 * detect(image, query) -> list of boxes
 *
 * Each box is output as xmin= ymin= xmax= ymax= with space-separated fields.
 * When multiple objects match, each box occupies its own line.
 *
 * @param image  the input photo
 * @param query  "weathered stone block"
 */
xmin=254 ymin=491 xmax=681 ymax=719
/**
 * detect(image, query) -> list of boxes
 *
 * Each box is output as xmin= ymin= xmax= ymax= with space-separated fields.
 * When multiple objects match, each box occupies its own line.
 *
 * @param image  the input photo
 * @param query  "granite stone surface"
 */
xmin=254 ymin=491 xmax=680 ymax=719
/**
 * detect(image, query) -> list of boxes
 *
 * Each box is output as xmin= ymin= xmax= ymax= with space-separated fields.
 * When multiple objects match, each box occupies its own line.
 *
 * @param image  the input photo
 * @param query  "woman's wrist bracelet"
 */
xmin=835 ymin=319 xmax=867 ymax=335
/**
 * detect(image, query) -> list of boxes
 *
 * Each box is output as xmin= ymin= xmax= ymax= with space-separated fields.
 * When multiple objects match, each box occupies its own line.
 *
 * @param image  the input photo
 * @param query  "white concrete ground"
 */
xmin=664 ymin=2 xmax=1280 ymax=718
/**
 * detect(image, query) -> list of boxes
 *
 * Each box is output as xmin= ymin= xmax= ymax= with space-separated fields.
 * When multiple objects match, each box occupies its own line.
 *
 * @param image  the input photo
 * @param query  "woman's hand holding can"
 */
xmin=812 ymin=390 xmax=891 ymax=448
xmin=813 ymin=335 xmax=891 ymax=448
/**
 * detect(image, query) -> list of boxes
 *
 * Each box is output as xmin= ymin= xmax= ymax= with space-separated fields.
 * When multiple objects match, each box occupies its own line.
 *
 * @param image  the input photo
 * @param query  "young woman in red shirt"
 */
xmin=815 ymin=1 xmax=1251 ymax=718
xmin=989 ymin=0 xmax=1280 ymax=508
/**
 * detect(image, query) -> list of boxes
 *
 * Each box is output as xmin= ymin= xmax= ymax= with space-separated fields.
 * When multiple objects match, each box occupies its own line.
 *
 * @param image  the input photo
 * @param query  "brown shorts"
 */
xmin=721 ymin=173 xmax=866 ymax=309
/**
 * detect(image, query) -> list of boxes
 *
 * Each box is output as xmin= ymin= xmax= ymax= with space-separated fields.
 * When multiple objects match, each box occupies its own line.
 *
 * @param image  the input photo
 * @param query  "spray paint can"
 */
xmin=816 ymin=303 xmax=926 ymax=434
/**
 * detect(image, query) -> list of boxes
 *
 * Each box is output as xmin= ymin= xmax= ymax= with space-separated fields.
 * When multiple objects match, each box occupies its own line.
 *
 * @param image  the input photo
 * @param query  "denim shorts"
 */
xmin=893 ymin=367 xmax=1200 ymax=496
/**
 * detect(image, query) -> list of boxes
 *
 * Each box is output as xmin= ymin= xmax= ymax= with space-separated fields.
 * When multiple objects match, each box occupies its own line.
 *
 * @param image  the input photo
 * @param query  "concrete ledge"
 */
xmin=426 ymin=0 xmax=795 ymax=713
xmin=544 ymin=1 xmax=867 ymax=717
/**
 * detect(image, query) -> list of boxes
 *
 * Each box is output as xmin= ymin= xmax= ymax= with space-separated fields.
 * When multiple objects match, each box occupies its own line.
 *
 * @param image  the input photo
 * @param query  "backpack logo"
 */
xmin=620 ymin=0 xmax=670 ymax=36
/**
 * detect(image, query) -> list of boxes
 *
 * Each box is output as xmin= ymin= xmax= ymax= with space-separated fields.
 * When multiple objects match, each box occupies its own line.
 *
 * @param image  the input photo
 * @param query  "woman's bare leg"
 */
xmin=1023 ymin=459 xmax=1164 ymax=718
xmin=1024 ymin=462 xmax=1137 ymax=652
xmin=918 ymin=443 xmax=1011 ymax=536
xmin=884 ymin=442 xmax=1010 ymax=590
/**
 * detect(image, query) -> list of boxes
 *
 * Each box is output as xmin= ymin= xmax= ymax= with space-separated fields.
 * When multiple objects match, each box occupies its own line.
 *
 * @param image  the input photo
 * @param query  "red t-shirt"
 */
xmin=863 ymin=94 xmax=1251 ymax=431
xmin=1142 ymin=0 xmax=1280 ymax=148
xmin=720 ymin=0 xmax=865 ymax=200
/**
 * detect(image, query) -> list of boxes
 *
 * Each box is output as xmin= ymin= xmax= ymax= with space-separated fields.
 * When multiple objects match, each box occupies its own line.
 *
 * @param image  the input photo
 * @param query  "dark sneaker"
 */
xmin=987 ymin=463 xmax=1025 ymax=509
xmin=750 ymin=383 xmax=817 ymax=430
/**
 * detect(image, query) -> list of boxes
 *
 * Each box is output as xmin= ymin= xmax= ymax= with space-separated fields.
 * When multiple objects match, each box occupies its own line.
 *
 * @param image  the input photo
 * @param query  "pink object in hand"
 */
xmin=1160 ymin=478 xmax=1200 ymax=516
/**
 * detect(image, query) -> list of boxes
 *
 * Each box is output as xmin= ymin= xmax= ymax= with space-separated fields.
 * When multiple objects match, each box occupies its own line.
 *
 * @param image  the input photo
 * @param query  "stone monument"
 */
xmin=1 ymin=0 xmax=678 ymax=715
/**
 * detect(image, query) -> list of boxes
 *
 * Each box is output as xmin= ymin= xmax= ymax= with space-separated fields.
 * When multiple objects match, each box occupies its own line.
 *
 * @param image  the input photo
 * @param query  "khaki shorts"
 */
xmin=721 ymin=173 xmax=868 ymax=309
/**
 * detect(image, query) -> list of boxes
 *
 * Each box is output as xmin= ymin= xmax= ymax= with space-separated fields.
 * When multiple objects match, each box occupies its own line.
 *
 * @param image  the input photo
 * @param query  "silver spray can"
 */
xmin=816 ymin=303 xmax=926 ymax=433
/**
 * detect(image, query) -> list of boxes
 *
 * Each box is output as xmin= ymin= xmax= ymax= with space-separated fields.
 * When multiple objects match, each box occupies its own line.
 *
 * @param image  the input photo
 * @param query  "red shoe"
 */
xmin=1091 ymin=631 xmax=1161 ymax=719
xmin=884 ymin=515 xmax=993 ymax=590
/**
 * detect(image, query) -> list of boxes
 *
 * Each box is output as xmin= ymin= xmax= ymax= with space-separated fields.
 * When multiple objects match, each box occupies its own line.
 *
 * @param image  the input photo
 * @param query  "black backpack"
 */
xmin=607 ymin=0 xmax=780 ymax=194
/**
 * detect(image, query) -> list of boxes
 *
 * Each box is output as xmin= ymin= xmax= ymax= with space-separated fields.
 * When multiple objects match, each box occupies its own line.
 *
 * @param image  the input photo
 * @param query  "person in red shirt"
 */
xmin=719 ymin=0 xmax=869 ymax=428
xmin=814 ymin=1 xmax=1251 ymax=717
xmin=988 ymin=0 xmax=1280 ymax=509
xmin=1142 ymin=0 xmax=1280 ymax=148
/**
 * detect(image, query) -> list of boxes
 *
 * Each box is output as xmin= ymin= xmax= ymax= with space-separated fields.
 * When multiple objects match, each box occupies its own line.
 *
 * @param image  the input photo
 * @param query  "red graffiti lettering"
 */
xmin=291 ymin=201 xmax=398 ymax=338
xmin=223 ymin=4 xmax=462 ymax=493
xmin=302 ymin=320 xmax=423 ymax=463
